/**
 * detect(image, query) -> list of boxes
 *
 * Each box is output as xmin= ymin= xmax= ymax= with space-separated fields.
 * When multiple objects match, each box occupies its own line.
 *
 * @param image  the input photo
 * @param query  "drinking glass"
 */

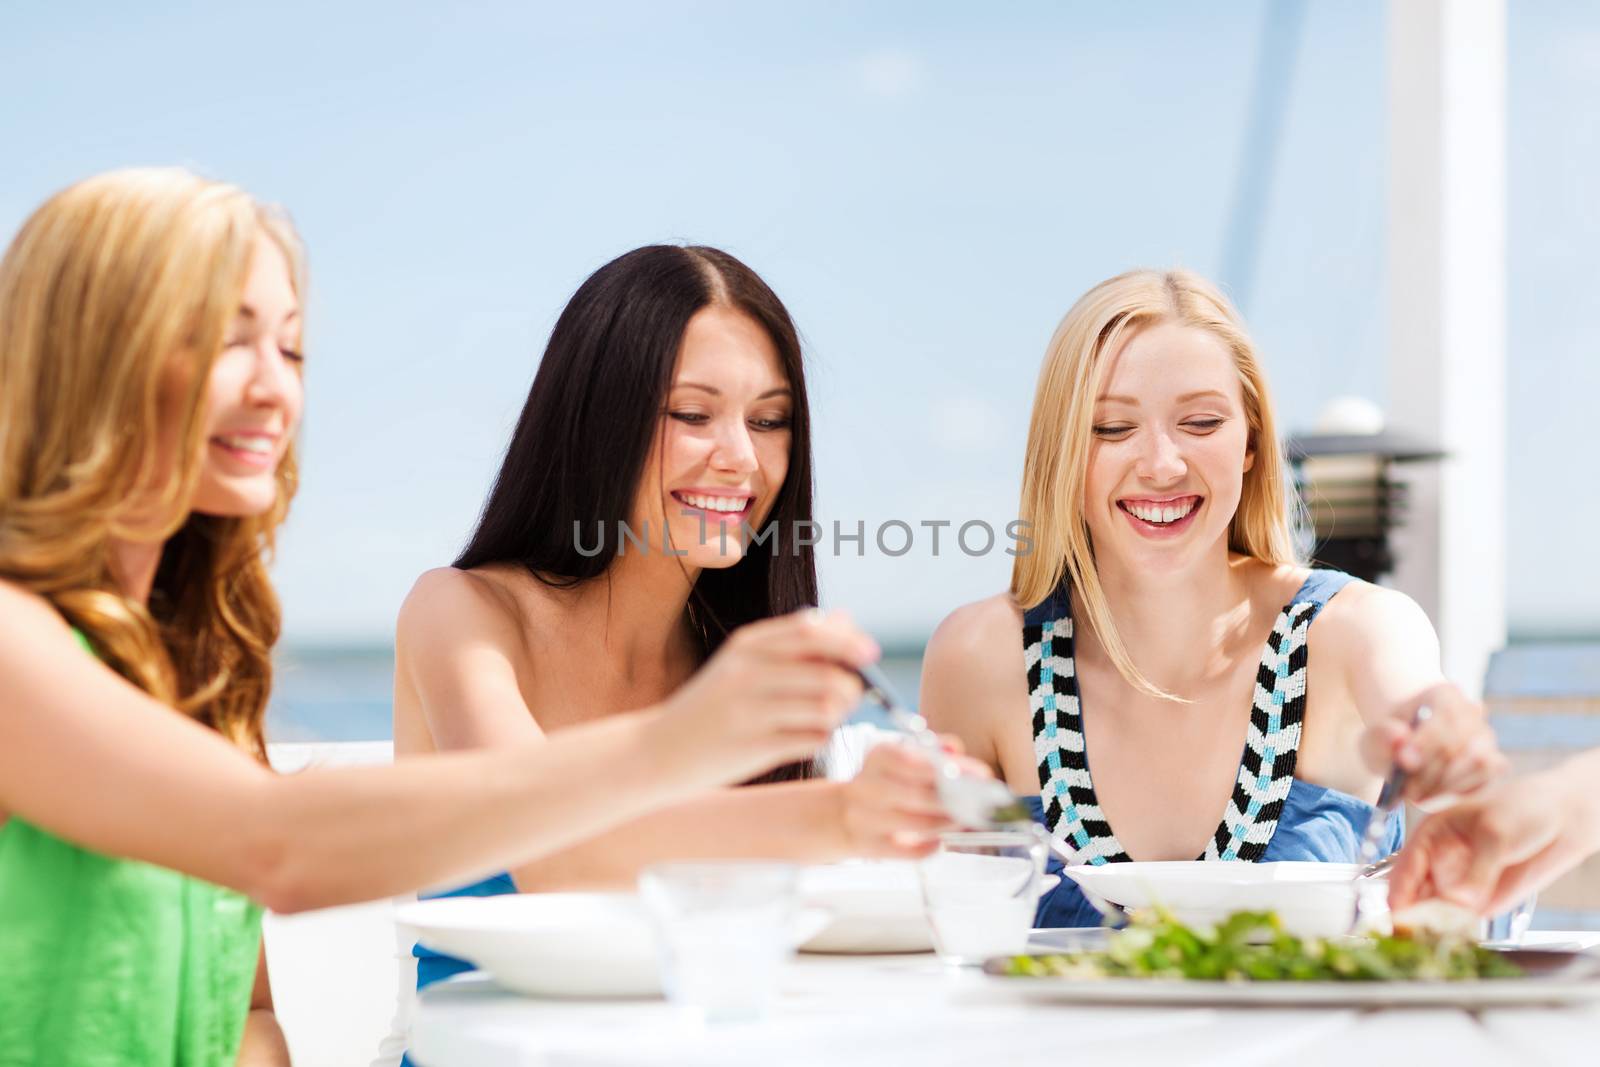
xmin=918 ymin=830 xmax=1046 ymax=965
xmin=1484 ymin=893 xmax=1539 ymax=944
xmin=638 ymin=862 xmax=802 ymax=1023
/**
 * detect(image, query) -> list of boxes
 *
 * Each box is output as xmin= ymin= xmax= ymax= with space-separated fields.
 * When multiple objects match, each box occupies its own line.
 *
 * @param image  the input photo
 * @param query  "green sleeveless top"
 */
xmin=0 ymin=631 xmax=264 ymax=1066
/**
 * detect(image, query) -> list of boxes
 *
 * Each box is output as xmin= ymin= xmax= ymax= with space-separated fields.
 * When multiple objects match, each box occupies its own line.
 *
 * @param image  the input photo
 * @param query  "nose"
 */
xmin=709 ymin=417 xmax=758 ymax=474
xmin=1137 ymin=427 xmax=1187 ymax=485
xmin=244 ymin=338 xmax=302 ymax=414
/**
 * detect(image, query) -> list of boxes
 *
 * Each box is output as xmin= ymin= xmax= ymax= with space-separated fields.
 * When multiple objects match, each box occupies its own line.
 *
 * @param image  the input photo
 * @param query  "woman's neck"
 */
xmin=107 ymin=537 xmax=164 ymax=605
xmin=1085 ymin=545 xmax=1258 ymax=695
xmin=563 ymin=549 xmax=704 ymax=683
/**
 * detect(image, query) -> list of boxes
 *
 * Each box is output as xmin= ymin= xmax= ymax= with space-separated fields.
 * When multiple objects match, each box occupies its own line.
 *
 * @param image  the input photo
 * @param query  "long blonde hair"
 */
xmin=0 ymin=168 xmax=303 ymax=759
xmin=1010 ymin=268 xmax=1298 ymax=700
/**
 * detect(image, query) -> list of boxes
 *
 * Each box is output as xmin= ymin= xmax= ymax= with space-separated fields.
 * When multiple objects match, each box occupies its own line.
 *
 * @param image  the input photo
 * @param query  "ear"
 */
xmin=1242 ymin=445 xmax=1255 ymax=474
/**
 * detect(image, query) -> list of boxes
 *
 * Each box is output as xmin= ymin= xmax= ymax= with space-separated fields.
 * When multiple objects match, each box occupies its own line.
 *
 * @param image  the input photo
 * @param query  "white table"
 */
xmin=410 ymin=931 xmax=1600 ymax=1067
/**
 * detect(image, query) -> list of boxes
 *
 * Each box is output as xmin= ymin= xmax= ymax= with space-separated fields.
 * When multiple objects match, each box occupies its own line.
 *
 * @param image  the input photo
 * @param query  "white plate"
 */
xmin=396 ymin=892 xmax=661 ymax=998
xmin=1061 ymin=861 xmax=1374 ymax=939
xmin=798 ymin=861 xmax=934 ymax=954
xmin=983 ymin=948 xmax=1600 ymax=1007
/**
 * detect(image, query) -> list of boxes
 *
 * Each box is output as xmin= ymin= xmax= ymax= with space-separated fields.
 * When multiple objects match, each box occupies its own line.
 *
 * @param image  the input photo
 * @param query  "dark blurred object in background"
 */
xmin=1288 ymin=398 xmax=1444 ymax=584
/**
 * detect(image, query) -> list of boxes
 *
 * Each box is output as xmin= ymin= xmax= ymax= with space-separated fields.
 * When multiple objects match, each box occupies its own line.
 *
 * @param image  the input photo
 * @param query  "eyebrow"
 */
xmin=235 ymin=306 xmax=301 ymax=325
xmin=1096 ymin=389 xmax=1230 ymax=405
xmin=675 ymin=382 xmax=792 ymax=400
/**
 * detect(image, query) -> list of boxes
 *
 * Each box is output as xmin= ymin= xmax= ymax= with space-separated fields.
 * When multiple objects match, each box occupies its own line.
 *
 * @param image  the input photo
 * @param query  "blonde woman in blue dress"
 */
xmin=920 ymin=268 xmax=1507 ymax=925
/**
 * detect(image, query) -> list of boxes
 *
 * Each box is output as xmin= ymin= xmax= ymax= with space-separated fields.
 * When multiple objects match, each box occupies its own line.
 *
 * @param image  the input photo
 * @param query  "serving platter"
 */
xmin=981 ymin=947 xmax=1600 ymax=1008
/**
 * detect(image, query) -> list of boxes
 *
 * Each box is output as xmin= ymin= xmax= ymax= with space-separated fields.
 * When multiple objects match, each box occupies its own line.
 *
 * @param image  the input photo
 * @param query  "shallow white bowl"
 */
xmin=1060 ymin=861 xmax=1376 ymax=939
xmin=798 ymin=862 xmax=935 ymax=954
xmin=396 ymin=892 xmax=661 ymax=998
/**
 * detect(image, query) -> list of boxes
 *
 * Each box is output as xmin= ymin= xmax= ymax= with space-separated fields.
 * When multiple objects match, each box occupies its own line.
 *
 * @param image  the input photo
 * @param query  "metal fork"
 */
xmin=854 ymin=661 xmax=1035 ymax=827
xmin=1349 ymin=704 xmax=1432 ymax=932
xmin=853 ymin=662 xmax=1104 ymax=877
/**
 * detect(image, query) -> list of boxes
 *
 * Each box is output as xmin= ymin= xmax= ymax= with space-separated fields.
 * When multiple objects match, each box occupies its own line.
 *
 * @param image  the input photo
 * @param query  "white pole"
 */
xmin=1386 ymin=0 xmax=1507 ymax=696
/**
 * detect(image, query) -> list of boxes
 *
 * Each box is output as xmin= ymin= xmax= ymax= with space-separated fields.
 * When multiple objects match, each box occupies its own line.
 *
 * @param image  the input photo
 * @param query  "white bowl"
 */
xmin=798 ymin=862 xmax=935 ymax=954
xmin=1060 ymin=861 xmax=1376 ymax=939
xmin=396 ymin=892 xmax=661 ymax=997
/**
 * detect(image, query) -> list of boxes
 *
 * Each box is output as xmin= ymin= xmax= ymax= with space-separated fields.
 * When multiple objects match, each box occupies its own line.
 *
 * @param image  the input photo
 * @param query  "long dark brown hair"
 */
xmin=455 ymin=245 xmax=820 ymax=782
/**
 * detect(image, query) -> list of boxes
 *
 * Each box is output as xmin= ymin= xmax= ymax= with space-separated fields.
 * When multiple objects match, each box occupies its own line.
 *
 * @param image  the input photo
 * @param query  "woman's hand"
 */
xmin=651 ymin=609 xmax=877 ymax=788
xmin=1359 ymin=681 xmax=1507 ymax=810
xmin=832 ymin=739 xmax=990 ymax=859
xmin=1388 ymin=750 xmax=1600 ymax=915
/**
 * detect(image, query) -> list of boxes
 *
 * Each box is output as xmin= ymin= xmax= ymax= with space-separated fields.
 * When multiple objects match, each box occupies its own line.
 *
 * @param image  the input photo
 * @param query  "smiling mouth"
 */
xmin=211 ymin=433 xmax=276 ymax=455
xmin=1117 ymin=495 xmax=1202 ymax=527
xmin=208 ymin=433 xmax=279 ymax=469
xmin=671 ymin=491 xmax=755 ymax=518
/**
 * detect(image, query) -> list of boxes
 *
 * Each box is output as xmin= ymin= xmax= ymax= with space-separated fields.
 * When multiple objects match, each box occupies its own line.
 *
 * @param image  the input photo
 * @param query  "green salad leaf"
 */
xmin=1005 ymin=908 xmax=1522 ymax=982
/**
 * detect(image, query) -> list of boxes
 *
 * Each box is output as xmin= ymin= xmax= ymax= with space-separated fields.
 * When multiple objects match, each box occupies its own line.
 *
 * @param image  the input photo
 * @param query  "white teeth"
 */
xmin=217 ymin=435 xmax=272 ymax=455
xmin=1125 ymin=499 xmax=1197 ymax=524
xmin=679 ymin=493 xmax=749 ymax=513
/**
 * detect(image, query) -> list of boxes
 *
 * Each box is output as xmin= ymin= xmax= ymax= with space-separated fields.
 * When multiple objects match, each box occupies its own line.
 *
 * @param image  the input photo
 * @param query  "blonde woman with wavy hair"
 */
xmin=921 ymin=268 xmax=1505 ymax=927
xmin=0 ymin=169 xmax=880 ymax=1066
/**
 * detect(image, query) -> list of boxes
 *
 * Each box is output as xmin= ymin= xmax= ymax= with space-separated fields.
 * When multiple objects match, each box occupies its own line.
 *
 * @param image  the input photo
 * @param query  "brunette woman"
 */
xmin=0 ymin=172 xmax=872 ymax=1066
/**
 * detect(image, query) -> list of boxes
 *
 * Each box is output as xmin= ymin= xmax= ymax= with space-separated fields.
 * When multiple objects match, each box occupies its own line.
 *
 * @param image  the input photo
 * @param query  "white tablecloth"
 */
xmin=410 ymin=931 xmax=1600 ymax=1067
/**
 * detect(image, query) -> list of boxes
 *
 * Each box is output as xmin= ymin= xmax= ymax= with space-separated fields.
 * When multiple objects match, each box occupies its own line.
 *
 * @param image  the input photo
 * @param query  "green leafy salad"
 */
xmin=1004 ymin=908 xmax=1522 ymax=982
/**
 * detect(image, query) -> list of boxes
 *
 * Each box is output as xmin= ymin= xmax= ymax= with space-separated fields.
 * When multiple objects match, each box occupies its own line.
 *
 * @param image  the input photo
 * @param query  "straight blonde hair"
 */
xmin=0 ymin=168 xmax=304 ymax=759
xmin=1010 ymin=269 xmax=1299 ymax=700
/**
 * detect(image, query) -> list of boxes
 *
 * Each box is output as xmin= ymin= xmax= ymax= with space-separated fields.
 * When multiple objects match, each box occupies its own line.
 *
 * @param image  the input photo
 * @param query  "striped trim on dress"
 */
xmin=1024 ymin=580 xmax=1330 ymax=866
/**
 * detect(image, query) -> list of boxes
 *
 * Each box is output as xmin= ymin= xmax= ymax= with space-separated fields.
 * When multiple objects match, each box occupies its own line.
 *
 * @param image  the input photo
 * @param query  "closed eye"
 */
xmin=1182 ymin=418 xmax=1224 ymax=433
xmin=280 ymin=347 xmax=305 ymax=364
xmin=750 ymin=417 xmax=791 ymax=432
xmin=667 ymin=411 xmax=710 ymax=425
xmin=1092 ymin=424 xmax=1135 ymax=440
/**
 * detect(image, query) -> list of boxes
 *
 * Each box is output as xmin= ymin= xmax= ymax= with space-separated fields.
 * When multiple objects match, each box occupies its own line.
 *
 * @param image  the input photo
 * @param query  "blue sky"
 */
xmin=2 ymin=1 xmax=1594 ymax=644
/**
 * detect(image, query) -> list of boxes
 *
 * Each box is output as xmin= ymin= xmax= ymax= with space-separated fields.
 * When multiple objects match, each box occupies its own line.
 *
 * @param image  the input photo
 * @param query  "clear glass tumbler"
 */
xmin=638 ymin=862 xmax=802 ymax=1023
xmin=1484 ymin=893 xmax=1539 ymax=944
xmin=918 ymin=830 xmax=1046 ymax=965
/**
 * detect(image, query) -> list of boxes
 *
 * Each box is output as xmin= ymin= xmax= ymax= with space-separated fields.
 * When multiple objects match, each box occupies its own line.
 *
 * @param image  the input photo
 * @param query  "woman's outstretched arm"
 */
xmin=396 ymin=571 xmax=958 ymax=890
xmin=503 ymin=742 xmax=957 ymax=891
xmin=1388 ymin=748 xmax=1600 ymax=915
xmin=0 ymin=580 xmax=871 ymax=912
xmin=1321 ymin=581 xmax=1506 ymax=808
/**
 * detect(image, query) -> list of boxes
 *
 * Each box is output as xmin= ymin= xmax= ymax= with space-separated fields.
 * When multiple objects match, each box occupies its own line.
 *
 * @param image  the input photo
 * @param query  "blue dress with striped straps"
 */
xmin=1021 ymin=568 xmax=1404 ymax=928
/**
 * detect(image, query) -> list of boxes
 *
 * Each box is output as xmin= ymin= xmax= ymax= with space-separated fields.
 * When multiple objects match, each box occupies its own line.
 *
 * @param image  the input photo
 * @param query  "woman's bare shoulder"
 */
xmin=916 ymin=593 xmax=1030 ymax=769
xmin=1236 ymin=558 xmax=1312 ymax=609
xmin=0 ymin=578 xmax=80 ymax=658
xmin=1311 ymin=576 xmax=1437 ymax=661
xmin=397 ymin=566 xmax=526 ymax=649
xmin=0 ymin=577 xmax=64 ymax=622
xmin=925 ymin=592 xmax=1024 ymax=665
xmin=920 ymin=592 xmax=1026 ymax=742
